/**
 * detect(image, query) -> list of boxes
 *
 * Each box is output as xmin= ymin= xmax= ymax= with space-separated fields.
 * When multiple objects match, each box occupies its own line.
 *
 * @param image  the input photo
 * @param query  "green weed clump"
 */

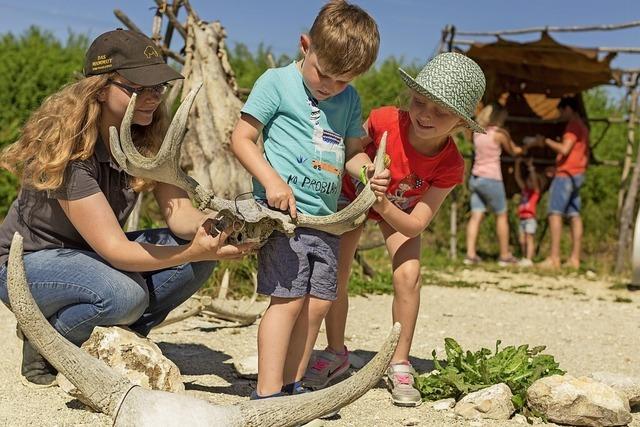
xmin=416 ymin=338 xmax=564 ymax=410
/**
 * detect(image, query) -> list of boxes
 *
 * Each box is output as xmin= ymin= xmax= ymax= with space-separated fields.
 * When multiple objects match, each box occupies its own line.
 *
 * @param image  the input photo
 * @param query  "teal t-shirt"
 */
xmin=241 ymin=62 xmax=365 ymax=216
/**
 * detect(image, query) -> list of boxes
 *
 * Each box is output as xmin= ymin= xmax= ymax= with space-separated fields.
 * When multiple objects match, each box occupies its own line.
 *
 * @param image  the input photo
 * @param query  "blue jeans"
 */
xmin=0 ymin=228 xmax=216 ymax=345
xmin=548 ymin=173 xmax=585 ymax=217
xmin=469 ymin=175 xmax=507 ymax=214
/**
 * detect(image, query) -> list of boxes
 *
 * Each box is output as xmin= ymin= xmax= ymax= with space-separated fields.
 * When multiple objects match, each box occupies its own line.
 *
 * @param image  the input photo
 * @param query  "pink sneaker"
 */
xmin=385 ymin=361 xmax=422 ymax=407
xmin=302 ymin=346 xmax=350 ymax=390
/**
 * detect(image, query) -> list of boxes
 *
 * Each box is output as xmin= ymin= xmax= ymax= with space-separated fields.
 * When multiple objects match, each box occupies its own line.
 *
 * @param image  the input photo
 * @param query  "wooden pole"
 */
xmin=455 ymin=20 xmax=640 ymax=36
xmin=181 ymin=0 xmax=199 ymax=22
xmin=440 ymin=25 xmax=460 ymax=260
xmin=615 ymin=84 xmax=640 ymax=273
xmin=162 ymin=0 xmax=179 ymax=51
xmin=437 ymin=25 xmax=452 ymax=56
xmin=618 ymin=76 xmax=639 ymax=212
xmin=151 ymin=2 xmax=164 ymax=43
xmin=449 ymin=189 xmax=458 ymax=260
xmin=155 ymin=0 xmax=187 ymax=40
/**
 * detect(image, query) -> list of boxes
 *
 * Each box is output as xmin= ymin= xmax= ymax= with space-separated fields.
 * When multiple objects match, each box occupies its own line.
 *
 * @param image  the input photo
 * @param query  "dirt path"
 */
xmin=1 ymin=267 xmax=639 ymax=426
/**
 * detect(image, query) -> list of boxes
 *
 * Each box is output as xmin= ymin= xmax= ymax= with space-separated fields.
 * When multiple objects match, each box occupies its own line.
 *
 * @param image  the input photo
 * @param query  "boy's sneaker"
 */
xmin=250 ymin=390 xmax=286 ymax=400
xmin=385 ymin=361 xmax=422 ymax=407
xmin=302 ymin=346 xmax=350 ymax=390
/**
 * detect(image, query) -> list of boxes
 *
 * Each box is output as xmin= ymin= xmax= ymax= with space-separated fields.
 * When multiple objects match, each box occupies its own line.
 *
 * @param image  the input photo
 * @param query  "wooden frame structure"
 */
xmin=439 ymin=21 xmax=639 ymax=272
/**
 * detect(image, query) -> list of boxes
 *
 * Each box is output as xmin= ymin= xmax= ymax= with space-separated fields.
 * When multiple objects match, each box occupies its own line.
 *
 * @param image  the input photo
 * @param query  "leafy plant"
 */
xmin=416 ymin=338 xmax=564 ymax=410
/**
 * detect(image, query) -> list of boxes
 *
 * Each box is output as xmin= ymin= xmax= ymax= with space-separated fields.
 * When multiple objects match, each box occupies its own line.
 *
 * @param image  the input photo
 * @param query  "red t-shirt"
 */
xmin=341 ymin=106 xmax=464 ymax=221
xmin=518 ymin=187 xmax=540 ymax=219
xmin=556 ymin=118 xmax=589 ymax=176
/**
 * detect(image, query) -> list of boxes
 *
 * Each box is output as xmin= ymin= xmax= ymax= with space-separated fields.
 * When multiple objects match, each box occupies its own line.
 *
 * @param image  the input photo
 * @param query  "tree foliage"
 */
xmin=228 ymin=42 xmax=292 ymax=100
xmin=0 ymin=27 xmax=87 ymax=214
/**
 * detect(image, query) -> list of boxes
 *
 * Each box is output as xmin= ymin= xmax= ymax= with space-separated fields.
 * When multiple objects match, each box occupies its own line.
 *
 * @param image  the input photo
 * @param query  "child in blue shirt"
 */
xmin=230 ymin=0 xmax=389 ymax=400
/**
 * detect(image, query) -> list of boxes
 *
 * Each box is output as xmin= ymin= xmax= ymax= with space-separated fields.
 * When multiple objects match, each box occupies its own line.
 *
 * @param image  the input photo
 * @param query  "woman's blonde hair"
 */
xmin=475 ymin=102 xmax=508 ymax=129
xmin=0 ymin=72 xmax=168 ymax=192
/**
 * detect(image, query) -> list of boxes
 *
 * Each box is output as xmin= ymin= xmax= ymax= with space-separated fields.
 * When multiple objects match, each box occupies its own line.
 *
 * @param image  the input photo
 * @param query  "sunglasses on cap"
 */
xmin=108 ymin=79 xmax=169 ymax=97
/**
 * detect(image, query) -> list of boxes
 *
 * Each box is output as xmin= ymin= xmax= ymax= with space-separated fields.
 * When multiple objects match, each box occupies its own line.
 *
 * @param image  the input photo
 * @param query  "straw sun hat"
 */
xmin=399 ymin=52 xmax=486 ymax=133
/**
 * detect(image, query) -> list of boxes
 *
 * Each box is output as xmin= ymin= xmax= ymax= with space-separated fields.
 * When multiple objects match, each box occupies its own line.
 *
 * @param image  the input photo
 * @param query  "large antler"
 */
xmin=109 ymin=84 xmax=387 ymax=243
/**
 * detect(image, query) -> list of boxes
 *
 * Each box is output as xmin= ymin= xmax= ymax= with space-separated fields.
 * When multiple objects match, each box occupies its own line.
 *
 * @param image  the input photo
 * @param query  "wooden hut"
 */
xmin=440 ymin=22 xmax=639 ymax=271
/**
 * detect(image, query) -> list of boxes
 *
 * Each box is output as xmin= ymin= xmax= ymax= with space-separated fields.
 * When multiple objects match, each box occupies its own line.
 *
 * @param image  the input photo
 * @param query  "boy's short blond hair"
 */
xmin=309 ymin=0 xmax=379 ymax=77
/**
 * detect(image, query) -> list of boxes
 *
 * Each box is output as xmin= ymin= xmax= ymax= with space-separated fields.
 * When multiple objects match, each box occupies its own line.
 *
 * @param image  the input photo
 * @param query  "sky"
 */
xmin=1 ymin=1 xmax=639 ymax=84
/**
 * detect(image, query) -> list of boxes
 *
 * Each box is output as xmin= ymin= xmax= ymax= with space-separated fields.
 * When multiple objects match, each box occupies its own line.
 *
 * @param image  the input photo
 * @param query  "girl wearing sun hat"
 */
xmin=304 ymin=52 xmax=486 ymax=406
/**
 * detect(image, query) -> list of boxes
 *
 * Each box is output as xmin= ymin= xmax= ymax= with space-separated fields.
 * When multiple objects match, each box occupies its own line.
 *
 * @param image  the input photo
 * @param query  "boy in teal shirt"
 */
xmin=231 ymin=0 xmax=389 ymax=400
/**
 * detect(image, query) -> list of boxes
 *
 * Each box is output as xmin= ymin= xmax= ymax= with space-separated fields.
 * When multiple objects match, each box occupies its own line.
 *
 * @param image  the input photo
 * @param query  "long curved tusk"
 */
xmin=7 ymin=231 xmax=401 ymax=426
xmin=6 ymin=233 xmax=134 ymax=417
xmin=236 ymin=322 xmax=401 ymax=426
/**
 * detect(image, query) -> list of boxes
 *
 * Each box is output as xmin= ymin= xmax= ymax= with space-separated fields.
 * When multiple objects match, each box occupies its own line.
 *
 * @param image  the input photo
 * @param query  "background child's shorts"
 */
xmin=469 ymin=175 xmax=507 ymax=214
xmin=257 ymin=227 xmax=339 ymax=300
xmin=519 ymin=218 xmax=537 ymax=235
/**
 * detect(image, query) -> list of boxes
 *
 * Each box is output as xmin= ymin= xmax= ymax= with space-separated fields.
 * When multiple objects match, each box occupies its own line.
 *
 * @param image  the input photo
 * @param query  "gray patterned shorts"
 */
xmin=257 ymin=227 xmax=339 ymax=301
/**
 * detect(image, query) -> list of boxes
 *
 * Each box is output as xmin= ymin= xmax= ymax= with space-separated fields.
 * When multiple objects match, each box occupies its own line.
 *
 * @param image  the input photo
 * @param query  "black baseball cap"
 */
xmin=83 ymin=29 xmax=183 ymax=86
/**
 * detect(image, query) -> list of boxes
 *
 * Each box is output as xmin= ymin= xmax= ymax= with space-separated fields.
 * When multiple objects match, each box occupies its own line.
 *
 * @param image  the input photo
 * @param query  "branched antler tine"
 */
xmin=115 ymin=84 xmax=200 ymax=171
xmin=109 ymin=125 xmax=130 ymax=174
xmin=373 ymin=131 xmax=388 ymax=174
xmin=109 ymin=84 xmax=204 ymax=196
xmin=117 ymin=93 xmax=157 ymax=168
xmin=157 ymin=82 xmax=203 ymax=162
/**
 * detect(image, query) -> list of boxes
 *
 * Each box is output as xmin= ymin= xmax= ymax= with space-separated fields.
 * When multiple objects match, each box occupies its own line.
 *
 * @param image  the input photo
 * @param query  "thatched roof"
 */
xmin=466 ymin=32 xmax=618 ymax=102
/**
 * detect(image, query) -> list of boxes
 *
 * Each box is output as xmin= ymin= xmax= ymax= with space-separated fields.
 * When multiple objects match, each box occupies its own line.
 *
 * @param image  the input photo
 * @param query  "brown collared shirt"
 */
xmin=0 ymin=139 xmax=139 ymax=265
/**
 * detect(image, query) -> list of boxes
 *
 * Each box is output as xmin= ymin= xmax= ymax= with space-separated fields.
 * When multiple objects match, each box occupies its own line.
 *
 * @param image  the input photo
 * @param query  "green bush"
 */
xmin=0 ymin=27 xmax=87 ymax=216
xmin=416 ymin=338 xmax=564 ymax=410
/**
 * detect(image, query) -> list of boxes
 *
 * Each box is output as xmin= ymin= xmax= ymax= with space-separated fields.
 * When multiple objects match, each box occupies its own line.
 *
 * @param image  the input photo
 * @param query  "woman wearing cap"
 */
xmin=304 ymin=52 xmax=486 ymax=407
xmin=465 ymin=102 xmax=523 ymax=267
xmin=0 ymin=29 xmax=255 ymax=387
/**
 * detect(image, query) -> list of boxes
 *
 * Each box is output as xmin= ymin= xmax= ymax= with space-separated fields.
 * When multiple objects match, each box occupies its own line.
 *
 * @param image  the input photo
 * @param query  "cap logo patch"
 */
xmin=92 ymin=54 xmax=113 ymax=71
xmin=144 ymin=46 xmax=160 ymax=58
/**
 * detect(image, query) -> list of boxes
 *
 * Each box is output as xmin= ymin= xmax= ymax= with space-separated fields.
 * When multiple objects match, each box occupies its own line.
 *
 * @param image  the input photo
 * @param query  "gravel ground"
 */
xmin=1 ymin=267 xmax=639 ymax=426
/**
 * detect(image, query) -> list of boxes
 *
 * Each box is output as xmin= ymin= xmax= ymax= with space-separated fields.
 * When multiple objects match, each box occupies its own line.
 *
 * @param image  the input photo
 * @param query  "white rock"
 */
xmin=232 ymin=354 xmax=258 ymax=379
xmin=513 ymin=413 xmax=528 ymax=424
xmin=454 ymin=383 xmax=515 ymax=420
xmin=432 ymin=398 xmax=456 ymax=410
xmin=527 ymin=374 xmax=632 ymax=426
xmin=58 ymin=326 xmax=183 ymax=403
xmin=590 ymin=371 xmax=640 ymax=407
